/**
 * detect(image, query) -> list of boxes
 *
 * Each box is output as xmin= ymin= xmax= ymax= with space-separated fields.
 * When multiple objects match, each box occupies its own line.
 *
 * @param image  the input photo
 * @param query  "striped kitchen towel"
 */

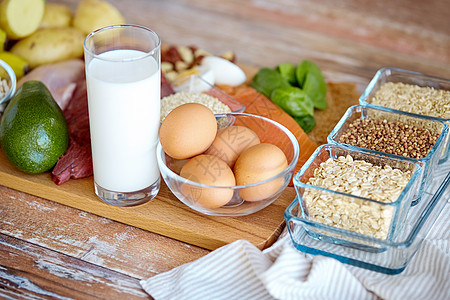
xmin=141 ymin=173 xmax=450 ymax=299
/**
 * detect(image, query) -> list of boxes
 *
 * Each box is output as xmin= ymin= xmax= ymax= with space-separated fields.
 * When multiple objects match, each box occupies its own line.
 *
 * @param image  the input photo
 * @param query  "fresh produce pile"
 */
xmin=0 ymin=0 xmax=124 ymax=78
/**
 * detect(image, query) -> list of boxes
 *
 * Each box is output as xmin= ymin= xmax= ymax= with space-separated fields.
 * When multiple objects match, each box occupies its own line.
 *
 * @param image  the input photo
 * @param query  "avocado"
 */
xmin=0 ymin=80 xmax=69 ymax=174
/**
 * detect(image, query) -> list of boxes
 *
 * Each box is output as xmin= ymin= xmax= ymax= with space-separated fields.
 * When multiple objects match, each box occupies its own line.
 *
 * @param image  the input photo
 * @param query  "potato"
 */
xmin=10 ymin=27 xmax=84 ymax=69
xmin=73 ymin=0 xmax=125 ymax=35
xmin=0 ymin=0 xmax=45 ymax=39
xmin=39 ymin=3 xmax=73 ymax=29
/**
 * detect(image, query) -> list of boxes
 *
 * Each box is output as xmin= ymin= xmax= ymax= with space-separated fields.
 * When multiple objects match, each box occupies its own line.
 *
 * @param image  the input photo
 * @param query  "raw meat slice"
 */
xmin=18 ymin=59 xmax=85 ymax=110
xmin=51 ymin=77 xmax=92 ymax=185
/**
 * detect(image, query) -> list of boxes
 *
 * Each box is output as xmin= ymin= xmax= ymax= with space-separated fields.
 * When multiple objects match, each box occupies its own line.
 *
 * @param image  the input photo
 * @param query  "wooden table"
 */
xmin=1 ymin=0 xmax=449 ymax=298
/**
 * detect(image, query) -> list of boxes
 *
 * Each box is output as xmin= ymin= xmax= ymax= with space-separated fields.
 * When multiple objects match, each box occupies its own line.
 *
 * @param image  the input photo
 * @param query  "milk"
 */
xmin=86 ymin=49 xmax=160 ymax=192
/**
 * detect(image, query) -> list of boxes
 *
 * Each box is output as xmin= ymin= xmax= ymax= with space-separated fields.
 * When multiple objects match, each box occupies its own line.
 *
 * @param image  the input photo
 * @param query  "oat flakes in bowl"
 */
xmin=293 ymin=144 xmax=422 ymax=251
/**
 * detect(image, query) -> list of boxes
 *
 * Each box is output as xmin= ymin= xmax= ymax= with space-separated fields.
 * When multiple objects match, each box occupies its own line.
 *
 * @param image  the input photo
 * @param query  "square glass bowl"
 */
xmin=359 ymin=67 xmax=450 ymax=163
xmin=292 ymin=144 xmax=422 ymax=252
xmin=327 ymin=105 xmax=448 ymax=205
xmin=285 ymin=160 xmax=450 ymax=274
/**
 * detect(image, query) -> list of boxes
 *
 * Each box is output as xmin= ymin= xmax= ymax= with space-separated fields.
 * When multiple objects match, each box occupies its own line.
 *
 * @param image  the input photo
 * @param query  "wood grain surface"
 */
xmin=1 ymin=0 xmax=449 ymax=299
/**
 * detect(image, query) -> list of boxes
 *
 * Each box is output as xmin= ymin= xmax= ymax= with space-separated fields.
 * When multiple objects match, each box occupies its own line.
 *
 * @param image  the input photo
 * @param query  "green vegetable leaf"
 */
xmin=270 ymin=86 xmax=314 ymax=117
xmin=303 ymin=73 xmax=327 ymax=109
xmin=294 ymin=115 xmax=316 ymax=133
xmin=295 ymin=60 xmax=323 ymax=87
xmin=276 ymin=63 xmax=297 ymax=86
xmin=251 ymin=67 xmax=290 ymax=98
xmin=295 ymin=60 xmax=327 ymax=109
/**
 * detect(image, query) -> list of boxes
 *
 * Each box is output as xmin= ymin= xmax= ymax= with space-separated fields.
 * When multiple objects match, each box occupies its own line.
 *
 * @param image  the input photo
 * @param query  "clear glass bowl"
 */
xmin=286 ymin=159 xmax=450 ymax=274
xmin=169 ymin=73 xmax=245 ymax=113
xmin=292 ymin=144 xmax=422 ymax=252
xmin=359 ymin=67 xmax=450 ymax=163
xmin=327 ymin=105 xmax=448 ymax=205
xmin=0 ymin=59 xmax=17 ymax=110
xmin=157 ymin=112 xmax=300 ymax=216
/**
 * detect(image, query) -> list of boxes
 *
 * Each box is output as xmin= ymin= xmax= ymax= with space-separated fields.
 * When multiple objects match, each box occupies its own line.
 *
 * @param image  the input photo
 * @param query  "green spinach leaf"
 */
xmin=276 ymin=63 xmax=297 ymax=86
xmin=303 ymin=73 xmax=327 ymax=109
xmin=294 ymin=115 xmax=316 ymax=133
xmin=270 ymin=86 xmax=314 ymax=117
xmin=251 ymin=67 xmax=290 ymax=98
xmin=295 ymin=60 xmax=324 ymax=87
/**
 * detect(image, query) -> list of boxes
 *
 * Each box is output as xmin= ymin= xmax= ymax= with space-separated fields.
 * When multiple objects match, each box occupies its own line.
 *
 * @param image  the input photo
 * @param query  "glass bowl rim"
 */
xmin=293 ymin=143 xmax=423 ymax=206
xmin=327 ymin=104 xmax=450 ymax=163
xmin=359 ymin=67 xmax=450 ymax=122
xmin=0 ymin=59 xmax=17 ymax=105
xmin=285 ymin=168 xmax=449 ymax=248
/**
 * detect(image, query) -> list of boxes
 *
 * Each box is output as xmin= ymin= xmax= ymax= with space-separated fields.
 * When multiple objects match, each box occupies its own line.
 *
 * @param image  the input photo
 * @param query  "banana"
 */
xmin=0 ymin=51 xmax=29 ymax=79
xmin=0 ymin=29 xmax=7 ymax=51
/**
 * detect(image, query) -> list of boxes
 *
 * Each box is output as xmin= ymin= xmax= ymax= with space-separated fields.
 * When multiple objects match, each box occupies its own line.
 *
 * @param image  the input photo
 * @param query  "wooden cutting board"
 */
xmin=0 ymin=63 xmax=358 ymax=251
xmin=0 ymin=149 xmax=296 ymax=251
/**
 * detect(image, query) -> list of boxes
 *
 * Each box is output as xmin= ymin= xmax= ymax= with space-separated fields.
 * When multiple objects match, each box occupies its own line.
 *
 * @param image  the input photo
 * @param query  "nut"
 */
xmin=165 ymin=71 xmax=178 ymax=82
xmin=221 ymin=50 xmax=236 ymax=62
xmin=161 ymin=62 xmax=174 ymax=73
xmin=194 ymin=48 xmax=212 ymax=58
xmin=175 ymin=60 xmax=189 ymax=72
xmin=177 ymin=45 xmax=194 ymax=65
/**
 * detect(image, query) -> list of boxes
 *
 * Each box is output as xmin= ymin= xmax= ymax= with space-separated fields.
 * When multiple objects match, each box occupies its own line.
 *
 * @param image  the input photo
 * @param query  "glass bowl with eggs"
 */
xmin=157 ymin=107 xmax=300 ymax=216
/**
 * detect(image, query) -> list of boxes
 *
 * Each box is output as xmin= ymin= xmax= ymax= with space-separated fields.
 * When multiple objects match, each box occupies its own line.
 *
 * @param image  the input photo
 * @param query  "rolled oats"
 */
xmin=304 ymin=155 xmax=411 ymax=239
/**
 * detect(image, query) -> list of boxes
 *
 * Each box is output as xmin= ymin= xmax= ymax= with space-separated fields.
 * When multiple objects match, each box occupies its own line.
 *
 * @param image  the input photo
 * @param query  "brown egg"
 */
xmin=159 ymin=103 xmax=217 ymax=159
xmin=205 ymin=125 xmax=260 ymax=167
xmin=180 ymin=154 xmax=235 ymax=209
xmin=234 ymin=143 xmax=288 ymax=202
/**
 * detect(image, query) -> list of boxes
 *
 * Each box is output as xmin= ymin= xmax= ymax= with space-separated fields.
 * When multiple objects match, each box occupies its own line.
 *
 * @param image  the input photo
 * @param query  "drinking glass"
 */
xmin=84 ymin=25 xmax=161 ymax=206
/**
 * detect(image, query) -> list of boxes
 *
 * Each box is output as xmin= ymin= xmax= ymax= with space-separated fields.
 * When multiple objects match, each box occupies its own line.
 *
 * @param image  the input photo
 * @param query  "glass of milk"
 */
xmin=84 ymin=25 xmax=161 ymax=206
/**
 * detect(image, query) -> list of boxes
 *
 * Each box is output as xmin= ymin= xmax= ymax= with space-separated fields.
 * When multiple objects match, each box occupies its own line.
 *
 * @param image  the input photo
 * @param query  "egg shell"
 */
xmin=180 ymin=154 xmax=235 ymax=209
xmin=201 ymin=56 xmax=246 ymax=86
xmin=234 ymin=143 xmax=288 ymax=202
xmin=159 ymin=103 xmax=217 ymax=160
xmin=205 ymin=125 xmax=260 ymax=167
